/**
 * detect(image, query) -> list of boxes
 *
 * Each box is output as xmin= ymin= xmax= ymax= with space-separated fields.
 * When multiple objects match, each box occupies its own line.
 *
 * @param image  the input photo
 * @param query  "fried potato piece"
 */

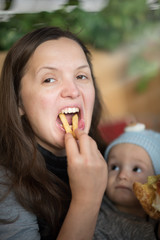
xmin=59 ymin=113 xmax=78 ymax=138
xmin=59 ymin=113 xmax=72 ymax=134
xmin=72 ymin=114 xmax=78 ymax=138
xmin=133 ymin=175 xmax=160 ymax=219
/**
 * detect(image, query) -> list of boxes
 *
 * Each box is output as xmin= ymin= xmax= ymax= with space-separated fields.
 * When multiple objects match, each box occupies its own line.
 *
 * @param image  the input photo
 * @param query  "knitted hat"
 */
xmin=104 ymin=123 xmax=160 ymax=175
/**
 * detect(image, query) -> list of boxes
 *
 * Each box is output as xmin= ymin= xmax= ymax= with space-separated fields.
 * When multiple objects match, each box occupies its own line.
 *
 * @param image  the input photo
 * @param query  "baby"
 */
xmin=94 ymin=123 xmax=160 ymax=240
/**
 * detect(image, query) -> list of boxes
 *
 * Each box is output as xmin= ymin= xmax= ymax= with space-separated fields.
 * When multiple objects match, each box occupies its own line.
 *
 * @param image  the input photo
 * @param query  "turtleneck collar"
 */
xmin=38 ymin=145 xmax=69 ymax=184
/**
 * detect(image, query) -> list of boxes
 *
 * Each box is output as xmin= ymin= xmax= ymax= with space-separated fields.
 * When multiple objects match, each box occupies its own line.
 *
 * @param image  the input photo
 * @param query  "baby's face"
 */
xmin=106 ymin=143 xmax=155 ymax=210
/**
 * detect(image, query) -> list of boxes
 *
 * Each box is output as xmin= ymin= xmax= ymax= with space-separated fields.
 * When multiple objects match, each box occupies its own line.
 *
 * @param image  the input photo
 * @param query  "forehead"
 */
xmin=25 ymin=37 xmax=89 ymax=72
xmin=108 ymin=143 xmax=152 ymax=164
xmin=34 ymin=37 xmax=86 ymax=60
xmin=110 ymin=143 xmax=146 ymax=153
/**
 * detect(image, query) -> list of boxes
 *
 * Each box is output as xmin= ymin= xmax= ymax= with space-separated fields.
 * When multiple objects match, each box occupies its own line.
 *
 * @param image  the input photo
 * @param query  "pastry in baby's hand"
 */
xmin=133 ymin=175 xmax=160 ymax=219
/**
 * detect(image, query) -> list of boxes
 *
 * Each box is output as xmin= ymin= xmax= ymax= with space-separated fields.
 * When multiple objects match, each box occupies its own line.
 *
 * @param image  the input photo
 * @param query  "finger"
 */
xmin=74 ymin=129 xmax=97 ymax=156
xmin=65 ymin=133 xmax=80 ymax=161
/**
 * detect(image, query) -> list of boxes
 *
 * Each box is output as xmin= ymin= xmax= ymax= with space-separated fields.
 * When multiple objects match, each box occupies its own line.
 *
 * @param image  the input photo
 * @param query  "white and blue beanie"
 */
xmin=104 ymin=123 xmax=160 ymax=175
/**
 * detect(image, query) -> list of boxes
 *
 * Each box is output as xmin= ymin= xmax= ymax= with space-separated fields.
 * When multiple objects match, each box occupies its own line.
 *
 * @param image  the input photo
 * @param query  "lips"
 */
xmin=115 ymin=185 xmax=131 ymax=191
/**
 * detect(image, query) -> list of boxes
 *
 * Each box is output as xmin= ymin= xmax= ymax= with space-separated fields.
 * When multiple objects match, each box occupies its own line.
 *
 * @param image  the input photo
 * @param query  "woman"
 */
xmin=0 ymin=27 xmax=107 ymax=239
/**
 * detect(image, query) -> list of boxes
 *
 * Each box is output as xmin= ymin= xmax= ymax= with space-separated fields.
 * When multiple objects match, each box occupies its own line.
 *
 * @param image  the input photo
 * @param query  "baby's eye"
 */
xmin=76 ymin=75 xmax=87 ymax=80
xmin=44 ymin=78 xmax=56 ymax=83
xmin=111 ymin=165 xmax=119 ymax=171
xmin=133 ymin=167 xmax=142 ymax=173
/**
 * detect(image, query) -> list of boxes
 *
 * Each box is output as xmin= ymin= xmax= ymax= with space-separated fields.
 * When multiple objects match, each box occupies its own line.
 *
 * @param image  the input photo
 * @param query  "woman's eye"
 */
xmin=44 ymin=78 xmax=56 ymax=83
xmin=133 ymin=167 xmax=142 ymax=173
xmin=76 ymin=75 xmax=87 ymax=80
xmin=111 ymin=165 xmax=119 ymax=171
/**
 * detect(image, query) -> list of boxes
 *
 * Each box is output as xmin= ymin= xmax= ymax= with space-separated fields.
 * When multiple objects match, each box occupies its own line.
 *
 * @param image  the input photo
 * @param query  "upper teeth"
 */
xmin=61 ymin=107 xmax=79 ymax=114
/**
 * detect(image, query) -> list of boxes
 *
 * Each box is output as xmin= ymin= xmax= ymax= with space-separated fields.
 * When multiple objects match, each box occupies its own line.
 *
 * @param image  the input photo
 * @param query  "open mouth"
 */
xmin=57 ymin=107 xmax=80 ymax=130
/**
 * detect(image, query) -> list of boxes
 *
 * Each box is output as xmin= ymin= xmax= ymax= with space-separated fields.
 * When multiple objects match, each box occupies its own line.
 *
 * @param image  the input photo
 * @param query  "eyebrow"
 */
xmin=77 ymin=65 xmax=90 ymax=70
xmin=36 ymin=66 xmax=57 ymax=75
xmin=133 ymin=158 xmax=148 ymax=166
xmin=36 ymin=64 xmax=90 ymax=74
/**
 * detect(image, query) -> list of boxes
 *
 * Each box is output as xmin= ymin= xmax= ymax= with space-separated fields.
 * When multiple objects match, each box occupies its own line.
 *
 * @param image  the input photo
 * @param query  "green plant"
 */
xmin=0 ymin=0 xmax=159 ymax=51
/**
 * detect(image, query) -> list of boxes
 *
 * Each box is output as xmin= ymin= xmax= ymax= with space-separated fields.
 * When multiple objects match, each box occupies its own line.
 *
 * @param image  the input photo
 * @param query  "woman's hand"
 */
xmin=57 ymin=129 xmax=107 ymax=240
xmin=65 ymin=128 xmax=107 ymax=205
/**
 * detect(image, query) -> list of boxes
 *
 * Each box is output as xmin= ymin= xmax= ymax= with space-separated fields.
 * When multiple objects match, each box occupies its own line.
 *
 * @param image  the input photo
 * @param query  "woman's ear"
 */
xmin=18 ymin=106 xmax=25 ymax=116
xmin=18 ymin=97 xmax=25 ymax=116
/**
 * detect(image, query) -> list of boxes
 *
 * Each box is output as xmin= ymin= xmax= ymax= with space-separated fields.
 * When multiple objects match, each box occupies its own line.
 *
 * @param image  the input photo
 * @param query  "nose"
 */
xmin=118 ymin=169 xmax=129 ymax=180
xmin=61 ymin=79 xmax=80 ymax=99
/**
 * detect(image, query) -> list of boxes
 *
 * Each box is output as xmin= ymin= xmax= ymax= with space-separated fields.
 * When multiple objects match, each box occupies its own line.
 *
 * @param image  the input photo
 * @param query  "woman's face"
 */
xmin=19 ymin=37 xmax=95 ymax=155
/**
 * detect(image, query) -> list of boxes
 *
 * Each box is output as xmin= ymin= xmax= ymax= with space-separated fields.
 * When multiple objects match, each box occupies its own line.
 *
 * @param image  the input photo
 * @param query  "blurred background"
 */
xmin=0 ymin=0 xmax=160 ymax=143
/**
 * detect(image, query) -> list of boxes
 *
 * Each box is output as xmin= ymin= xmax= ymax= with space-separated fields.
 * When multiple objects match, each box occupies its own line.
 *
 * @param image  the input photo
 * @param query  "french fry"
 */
xmin=59 ymin=113 xmax=73 ymax=134
xmin=72 ymin=114 xmax=78 ymax=132
xmin=72 ymin=114 xmax=78 ymax=138
xmin=59 ymin=113 xmax=79 ymax=138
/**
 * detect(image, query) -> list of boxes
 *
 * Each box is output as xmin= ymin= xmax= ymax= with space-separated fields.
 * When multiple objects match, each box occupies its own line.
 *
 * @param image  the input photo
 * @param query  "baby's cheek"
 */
xmin=134 ymin=175 xmax=146 ymax=185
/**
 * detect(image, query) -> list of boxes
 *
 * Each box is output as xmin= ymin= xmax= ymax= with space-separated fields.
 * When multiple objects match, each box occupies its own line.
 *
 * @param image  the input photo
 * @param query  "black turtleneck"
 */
xmin=38 ymin=144 xmax=69 ymax=184
xmin=37 ymin=145 xmax=70 ymax=239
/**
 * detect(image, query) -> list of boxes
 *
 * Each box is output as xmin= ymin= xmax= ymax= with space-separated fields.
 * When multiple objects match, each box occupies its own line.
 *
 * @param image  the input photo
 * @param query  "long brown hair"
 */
xmin=0 ymin=27 xmax=105 ymax=237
